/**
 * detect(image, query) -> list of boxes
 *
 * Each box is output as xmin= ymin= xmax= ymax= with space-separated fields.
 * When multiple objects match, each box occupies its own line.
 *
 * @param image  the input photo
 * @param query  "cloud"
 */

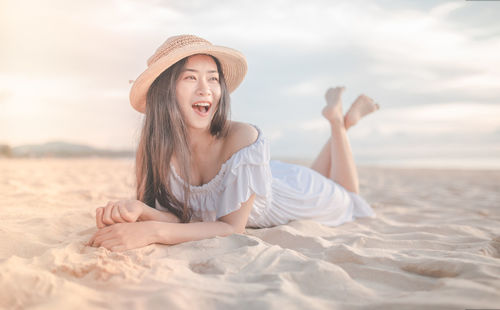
xmin=2 ymin=0 xmax=499 ymax=166
xmin=282 ymin=77 xmax=332 ymax=97
xmin=267 ymin=101 xmax=500 ymax=158
xmin=430 ymin=1 xmax=466 ymax=18
xmin=298 ymin=118 xmax=329 ymax=131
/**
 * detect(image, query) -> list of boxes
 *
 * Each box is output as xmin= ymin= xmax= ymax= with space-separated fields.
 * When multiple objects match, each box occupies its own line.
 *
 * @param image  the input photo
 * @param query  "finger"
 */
xmin=95 ymin=232 xmax=120 ymax=248
xmin=92 ymin=232 xmax=110 ymax=247
xmin=92 ymin=224 xmax=118 ymax=246
xmin=88 ymin=228 xmax=107 ymax=247
xmin=112 ymin=206 xmax=126 ymax=223
xmin=118 ymin=205 xmax=134 ymax=222
xmin=101 ymin=201 xmax=114 ymax=225
xmin=102 ymin=204 xmax=115 ymax=225
xmin=101 ymin=239 xmax=121 ymax=251
xmin=90 ymin=232 xmax=101 ymax=247
xmin=87 ymin=230 xmax=101 ymax=246
xmin=96 ymin=208 xmax=105 ymax=228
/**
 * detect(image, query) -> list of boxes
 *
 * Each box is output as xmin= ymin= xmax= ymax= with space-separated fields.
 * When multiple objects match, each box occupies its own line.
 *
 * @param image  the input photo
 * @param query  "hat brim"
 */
xmin=129 ymin=44 xmax=247 ymax=113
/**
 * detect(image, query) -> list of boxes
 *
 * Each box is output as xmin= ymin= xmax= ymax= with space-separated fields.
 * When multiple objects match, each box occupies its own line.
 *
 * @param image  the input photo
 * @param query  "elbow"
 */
xmin=217 ymin=219 xmax=246 ymax=235
xmin=221 ymin=222 xmax=245 ymax=235
xmin=231 ymin=225 xmax=246 ymax=235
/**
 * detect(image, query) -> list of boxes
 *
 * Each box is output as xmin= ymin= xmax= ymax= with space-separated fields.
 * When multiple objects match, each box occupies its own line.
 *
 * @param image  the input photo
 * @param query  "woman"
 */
xmin=87 ymin=35 xmax=379 ymax=252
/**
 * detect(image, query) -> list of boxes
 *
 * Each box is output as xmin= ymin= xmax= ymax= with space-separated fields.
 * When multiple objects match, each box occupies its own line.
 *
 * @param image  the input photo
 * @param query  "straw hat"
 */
xmin=129 ymin=34 xmax=247 ymax=113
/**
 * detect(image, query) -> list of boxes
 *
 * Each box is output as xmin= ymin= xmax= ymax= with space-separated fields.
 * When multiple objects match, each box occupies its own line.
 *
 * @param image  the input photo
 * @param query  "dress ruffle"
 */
xmin=167 ymin=125 xmax=272 ymax=222
xmin=163 ymin=124 xmax=375 ymax=228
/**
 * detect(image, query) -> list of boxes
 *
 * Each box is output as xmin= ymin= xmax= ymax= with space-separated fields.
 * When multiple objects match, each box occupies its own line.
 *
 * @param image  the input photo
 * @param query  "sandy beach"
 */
xmin=0 ymin=158 xmax=499 ymax=310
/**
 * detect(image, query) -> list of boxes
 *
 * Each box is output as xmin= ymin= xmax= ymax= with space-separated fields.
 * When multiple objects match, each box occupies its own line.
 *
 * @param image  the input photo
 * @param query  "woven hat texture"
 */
xmin=129 ymin=35 xmax=247 ymax=113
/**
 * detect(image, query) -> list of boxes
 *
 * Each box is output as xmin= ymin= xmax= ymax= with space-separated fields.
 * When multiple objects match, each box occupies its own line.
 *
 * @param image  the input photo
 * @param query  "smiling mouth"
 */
xmin=192 ymin=101 xmax=212 ymax=114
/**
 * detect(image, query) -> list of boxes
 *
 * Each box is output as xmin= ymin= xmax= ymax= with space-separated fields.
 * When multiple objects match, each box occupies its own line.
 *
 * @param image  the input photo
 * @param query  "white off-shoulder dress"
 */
xmin=157 ymin=125 xmax=375 ymax=228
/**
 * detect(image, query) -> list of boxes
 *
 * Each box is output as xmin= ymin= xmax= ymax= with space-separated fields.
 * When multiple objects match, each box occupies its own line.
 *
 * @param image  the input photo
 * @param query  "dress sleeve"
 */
xmin=215 ymin=132 xmax=272 ymax=220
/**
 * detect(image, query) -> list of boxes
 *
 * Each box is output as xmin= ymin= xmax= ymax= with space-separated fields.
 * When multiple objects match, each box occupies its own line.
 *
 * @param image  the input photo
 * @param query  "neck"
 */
xmin=186 ymin=126 xmax=217 ymax=154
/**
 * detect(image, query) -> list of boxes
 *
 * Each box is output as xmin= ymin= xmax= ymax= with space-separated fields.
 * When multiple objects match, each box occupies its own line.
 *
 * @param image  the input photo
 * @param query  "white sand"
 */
xmin=1 ymin=158 xmax=499 ymax=310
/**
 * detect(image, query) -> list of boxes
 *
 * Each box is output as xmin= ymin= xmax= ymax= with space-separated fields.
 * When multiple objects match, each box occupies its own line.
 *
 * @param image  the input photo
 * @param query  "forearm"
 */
xmin=139 ymin=204 xmax=181 ymax=223
xmin=151 ymin=221 xmax=235 ymax=245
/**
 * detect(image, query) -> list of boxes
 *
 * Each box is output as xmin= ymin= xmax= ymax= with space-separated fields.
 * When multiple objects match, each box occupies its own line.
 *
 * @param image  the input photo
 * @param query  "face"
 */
xmin=175 ymin=54 xmax=222 ymax=131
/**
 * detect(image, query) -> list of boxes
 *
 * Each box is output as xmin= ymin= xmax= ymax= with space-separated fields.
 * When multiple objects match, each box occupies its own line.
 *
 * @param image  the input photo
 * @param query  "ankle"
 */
xmin=329 ymin=117 xmax=345 ymax=129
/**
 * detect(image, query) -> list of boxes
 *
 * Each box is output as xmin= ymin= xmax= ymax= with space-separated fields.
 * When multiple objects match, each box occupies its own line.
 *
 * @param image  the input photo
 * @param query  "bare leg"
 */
xmin=310 ymin=137 xmax=332 ymax=179
xmin=318 ymin=87 xmax=359 ymax=193
xmin=310 ymin=90 xmax=380 ymax=188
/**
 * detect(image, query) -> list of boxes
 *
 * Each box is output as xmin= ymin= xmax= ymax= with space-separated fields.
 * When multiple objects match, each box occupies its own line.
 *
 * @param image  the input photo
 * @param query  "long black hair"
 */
xmin=135 ymin=54 xmax=231 ymax=222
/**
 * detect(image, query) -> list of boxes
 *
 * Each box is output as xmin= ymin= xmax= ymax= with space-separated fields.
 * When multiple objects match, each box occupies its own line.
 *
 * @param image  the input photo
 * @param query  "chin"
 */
xmin=187 ymin=121 xmax=213 ymax=131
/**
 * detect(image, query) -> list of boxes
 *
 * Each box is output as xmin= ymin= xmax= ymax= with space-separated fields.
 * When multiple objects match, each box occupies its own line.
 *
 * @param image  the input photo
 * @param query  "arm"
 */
xmin=95 ymin=199 xmax=181 ymax=228
xmin=218 ymin=193 xmax=255 ymax=233
xmin=89 ymin=219 xmax=235 ymax=251
xmin=89 ymin=195 xmax=256 ymax=251
xmin=153 ymin=193 xmax=256 ymax=245
xmin=138 ymin=202 xmax=181 ymax=223
xmin=152 ymin=221 xmax=234 ymax=245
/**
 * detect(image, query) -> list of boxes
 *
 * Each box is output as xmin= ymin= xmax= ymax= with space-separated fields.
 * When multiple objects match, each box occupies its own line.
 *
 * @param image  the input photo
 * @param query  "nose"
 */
xmin=196 ymin=80 xmax=211 ymax=97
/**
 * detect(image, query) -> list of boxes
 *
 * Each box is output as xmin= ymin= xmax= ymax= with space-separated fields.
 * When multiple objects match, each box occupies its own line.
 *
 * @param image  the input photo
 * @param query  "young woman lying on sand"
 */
xmin=87 ymin=35 xmax=379 ymax=252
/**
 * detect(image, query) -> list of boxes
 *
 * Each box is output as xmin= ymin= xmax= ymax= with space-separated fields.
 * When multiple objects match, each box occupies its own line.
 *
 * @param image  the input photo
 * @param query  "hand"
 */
xmin=95 ymin=199 xmax=144 ymax=228
xmin=87 ymin=222 xmax=157 ymax=252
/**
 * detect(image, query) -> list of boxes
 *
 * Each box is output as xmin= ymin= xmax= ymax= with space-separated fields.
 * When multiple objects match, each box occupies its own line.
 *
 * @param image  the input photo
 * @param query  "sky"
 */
xmin=1 ymin=0 xmax=499 ymax=168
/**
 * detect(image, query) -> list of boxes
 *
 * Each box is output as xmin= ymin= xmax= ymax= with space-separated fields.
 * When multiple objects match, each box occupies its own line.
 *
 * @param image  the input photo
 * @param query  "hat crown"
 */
xmin=147 ymin=35 xmax=212 ymax=67
xmin=130 ymin=34 xmax=247 ymax=113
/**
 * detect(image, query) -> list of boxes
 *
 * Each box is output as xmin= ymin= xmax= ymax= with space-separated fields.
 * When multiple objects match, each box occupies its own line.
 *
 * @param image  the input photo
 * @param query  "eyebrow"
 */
xmin=183 ymin=68 xmax=218 ymax=74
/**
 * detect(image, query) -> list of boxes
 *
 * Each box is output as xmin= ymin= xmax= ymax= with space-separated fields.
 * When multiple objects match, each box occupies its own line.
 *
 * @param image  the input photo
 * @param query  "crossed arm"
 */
xmin=87 ymin=194 xmax=255 ymax=252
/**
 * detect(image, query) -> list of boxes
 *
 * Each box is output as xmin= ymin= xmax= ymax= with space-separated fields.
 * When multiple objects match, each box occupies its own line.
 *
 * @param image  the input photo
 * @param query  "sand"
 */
xmin=0 ymin=158 xmax=499 ymax=310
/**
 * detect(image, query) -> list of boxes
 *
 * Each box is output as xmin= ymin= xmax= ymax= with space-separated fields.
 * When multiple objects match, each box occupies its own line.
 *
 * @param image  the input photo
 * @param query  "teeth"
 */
xmin=193 ymin=102 xmax=210 ymax=107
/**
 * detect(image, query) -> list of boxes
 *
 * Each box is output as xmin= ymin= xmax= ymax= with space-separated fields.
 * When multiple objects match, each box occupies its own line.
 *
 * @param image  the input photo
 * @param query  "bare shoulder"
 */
xmin=222 ymin=121 xmax=259 ymax=160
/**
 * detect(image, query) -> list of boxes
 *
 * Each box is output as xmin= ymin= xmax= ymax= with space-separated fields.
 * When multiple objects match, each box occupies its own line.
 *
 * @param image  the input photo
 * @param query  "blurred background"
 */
xmin=1 ymin=0 xmax=499 ymax=168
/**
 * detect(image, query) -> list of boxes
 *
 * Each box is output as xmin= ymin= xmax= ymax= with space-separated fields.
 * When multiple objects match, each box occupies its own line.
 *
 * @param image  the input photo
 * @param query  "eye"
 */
xmin=185 ymin=75 xmax=196 ymax=80
xmin=209 ymin=76 xmax=219 ymax=82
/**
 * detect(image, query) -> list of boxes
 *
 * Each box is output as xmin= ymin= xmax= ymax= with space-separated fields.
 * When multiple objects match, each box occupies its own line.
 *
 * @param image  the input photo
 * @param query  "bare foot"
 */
xmin=344 ymin=94 xmax=380 ymax=129
xmin=322 ymin=86 xmax=345 ymax=125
